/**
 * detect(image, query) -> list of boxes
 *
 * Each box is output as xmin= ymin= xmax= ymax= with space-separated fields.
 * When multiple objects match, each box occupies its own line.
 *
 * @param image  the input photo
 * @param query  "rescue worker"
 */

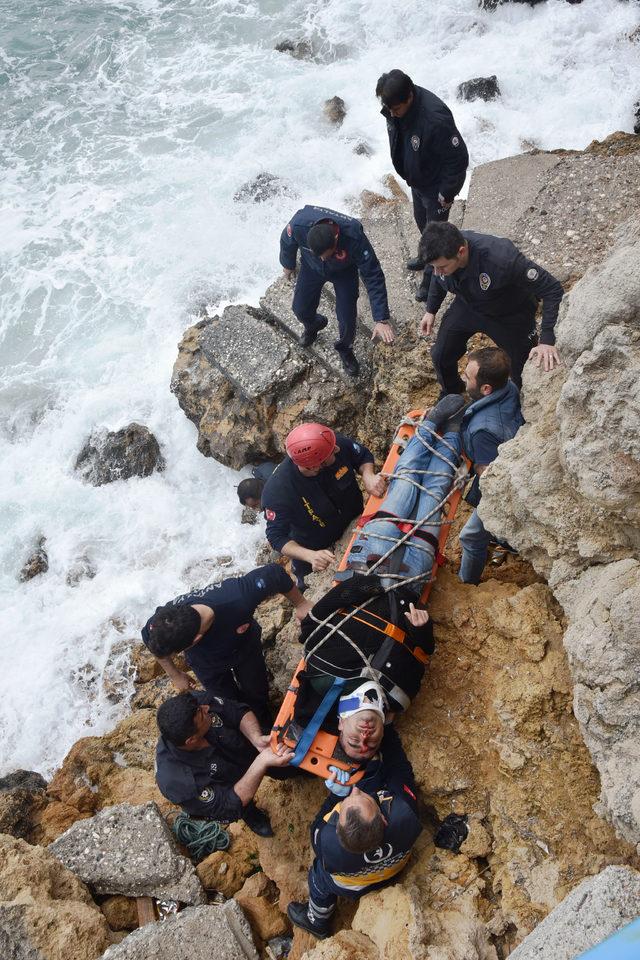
xmin=419 ymin=221 xmax=563 ymax=392
xmin=458 ymin=347 xmax=524 ymax=584
xmin=280 ymin=205 xmax=395 ymax=378
xmin=261 ymin=422 xmax=386 ymax=590
xmin=237 ymin=461 xmax=278 ymax=510
xmin=376 ymin=69 xmax=469 ymax=301
xmin=142 ymin=564 xmax=311 ymax=728
xmin=287 ymin=723 xmax=422 ymax=938
xmin=155 ymin=690 xmax=293 ymax=837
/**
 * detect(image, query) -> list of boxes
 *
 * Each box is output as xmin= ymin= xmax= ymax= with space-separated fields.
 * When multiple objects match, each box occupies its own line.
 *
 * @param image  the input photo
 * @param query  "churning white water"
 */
xmin=1 ymin=0 xmax=638 ymax=776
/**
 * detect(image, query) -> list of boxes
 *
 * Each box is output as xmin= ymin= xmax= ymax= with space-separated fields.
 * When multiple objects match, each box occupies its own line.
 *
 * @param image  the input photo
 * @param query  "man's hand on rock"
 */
xmin=309 ymin=549 xmax=336 ymax=572
xmin=529 ymin=343 xmax=561 ymax=372
xmin=438 ymin=193 xmax=453 ymax=210
xmin=371 ymin=322 xmax=395 ymax=344
xmin=363 ymin=472 xmax=387 ymax=499
xmin=419 ymin=312 xmax=436 ymax=337
xmin=283 ymin=267 xmax=296 ymax=281
xmin=172 ymin=671 xmax=197 ymax=693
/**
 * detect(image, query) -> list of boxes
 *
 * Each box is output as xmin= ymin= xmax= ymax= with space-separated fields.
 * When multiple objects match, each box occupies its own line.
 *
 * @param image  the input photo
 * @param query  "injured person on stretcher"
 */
xmin=292 ymin=394 xmax=468 ymax=763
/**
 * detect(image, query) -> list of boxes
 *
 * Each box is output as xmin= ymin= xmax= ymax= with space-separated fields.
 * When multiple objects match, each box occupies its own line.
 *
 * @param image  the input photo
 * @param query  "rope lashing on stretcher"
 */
xmin=302 ymin=412 xmax=470 ymax=667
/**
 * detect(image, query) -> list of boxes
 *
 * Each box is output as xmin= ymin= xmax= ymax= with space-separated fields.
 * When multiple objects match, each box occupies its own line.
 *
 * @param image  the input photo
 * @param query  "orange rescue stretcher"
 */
xmin=271 ymin=409 xmax=470 ymax=784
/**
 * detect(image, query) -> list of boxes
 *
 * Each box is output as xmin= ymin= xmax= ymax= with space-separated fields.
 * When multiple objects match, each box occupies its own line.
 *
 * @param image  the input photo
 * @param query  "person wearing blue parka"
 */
xmin=459 ymin=347 xmax=524 ymax=584
xmin=280 ymin=205 xmax=394 ymax=378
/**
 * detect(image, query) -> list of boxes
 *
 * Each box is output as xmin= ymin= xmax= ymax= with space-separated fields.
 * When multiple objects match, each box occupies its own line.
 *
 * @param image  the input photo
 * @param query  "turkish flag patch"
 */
xmin=265 ymin=509 xmax=276 ymax=521
xmin=286 ymin=224 xmax=292 ymax=237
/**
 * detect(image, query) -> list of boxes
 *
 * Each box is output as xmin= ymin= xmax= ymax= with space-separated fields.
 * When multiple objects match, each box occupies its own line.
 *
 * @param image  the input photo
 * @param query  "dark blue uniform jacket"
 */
xmin=426 ymin=231 xmax=564 ymax=345
xmin=155 ymin=692 xmax=253 ymax=822
xmin=382 ymin=85 xmax=469 ymax=202
xmin=461 ymin=380 xmax=524 ymax=507
xmin=261 ymin=434 xmax=374 ymax=553
xmin=280 ymin=206 xmax=390 ymax=323
xmin=310 ymin=727 xmax=422 ymax=895
xmin=141 ymin=564 xmax=294 ymax=679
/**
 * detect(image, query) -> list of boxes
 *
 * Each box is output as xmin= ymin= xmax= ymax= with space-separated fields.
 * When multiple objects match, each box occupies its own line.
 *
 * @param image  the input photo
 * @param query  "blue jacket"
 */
xmin=382 ymin=85 xmax=468 ymax=202
xmin=461 ymin=381 xmax=524 ymax=506
xmin=426 ymin=231 xmax=564 ymax=345
xmin=280 ymin=206 xmax=390 ymax=323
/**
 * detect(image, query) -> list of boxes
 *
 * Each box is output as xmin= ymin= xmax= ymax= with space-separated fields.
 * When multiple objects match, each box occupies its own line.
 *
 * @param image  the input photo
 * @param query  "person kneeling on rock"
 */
xmin=155 ymin=691 xmax=293 ymax=837
xmin=287 ymin=723 xmax=422 ymax=939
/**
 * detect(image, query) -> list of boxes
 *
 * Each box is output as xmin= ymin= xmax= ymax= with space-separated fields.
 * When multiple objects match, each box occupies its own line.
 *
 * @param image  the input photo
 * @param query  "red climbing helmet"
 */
xmin=285 ymin=423 xmax=336 ymax=469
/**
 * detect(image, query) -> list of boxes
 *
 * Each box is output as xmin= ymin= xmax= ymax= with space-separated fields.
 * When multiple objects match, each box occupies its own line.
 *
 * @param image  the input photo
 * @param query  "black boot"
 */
xmin=242 ymin=803 xmax=274 ymax=838
xmin=287 ymin=901 xmax=332 ymax=940
xmin=426 ymin=394 xmax=468 ymax=432
xmin=337 ymin=347 xmax=359 ymax=378
xmin=415 ymin=281 xmax=430 ymax=302
xmin=299 ymin=314 xmax=328 ymax=348
xmin=406 ymin=256 xmax=426 ymax=271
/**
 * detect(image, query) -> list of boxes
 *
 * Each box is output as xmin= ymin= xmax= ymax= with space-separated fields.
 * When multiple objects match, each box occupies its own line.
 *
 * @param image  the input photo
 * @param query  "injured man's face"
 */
xmin=338 ymin=710 xmax=385 ymax=760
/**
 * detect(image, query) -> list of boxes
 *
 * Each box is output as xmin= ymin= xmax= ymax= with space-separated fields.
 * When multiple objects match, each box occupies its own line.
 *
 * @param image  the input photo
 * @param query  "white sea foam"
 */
xmin=1 ymin=0 xmax=638 ymax=776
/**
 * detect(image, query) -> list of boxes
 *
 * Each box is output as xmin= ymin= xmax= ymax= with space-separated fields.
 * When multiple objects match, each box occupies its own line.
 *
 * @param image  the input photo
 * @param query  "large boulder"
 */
xmin=508 ymin=866 xmax=640 ymax=959
xmin=0 ymin=770 xmax=48 ymax=844
xmin=100 ymin=901 xmax=258 ymax=960
xmin=0 ymin=834 xmax=112 ymax=960
xmin=75 ymin=423 xmax=164 ymax=486
xmin=49 ymin=802 xmax=204 ymax=904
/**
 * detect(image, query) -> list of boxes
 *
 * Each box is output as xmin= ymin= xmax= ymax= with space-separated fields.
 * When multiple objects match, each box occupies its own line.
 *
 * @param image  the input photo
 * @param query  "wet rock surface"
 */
xmin=323 ymin=95 xmax=346 ymax=125
xmin=75 ymin=423 xmax=164 ymax=486
xmin=509 ymin=866 xmax=640 ymax=959
xmin=0 ymin=770 xmax=48 ymax=844
xmin=50 ymin=801 xmax=204 ymax=903
xmin=457 ymin=75 xmax=501 ymax=102
xmin=100 ymin=901 xmax=258 ymax=960
xmin=233 ymin=172 xmax=295 ymax=203
xmin=19 ymin=535 xmax=48 ymax=582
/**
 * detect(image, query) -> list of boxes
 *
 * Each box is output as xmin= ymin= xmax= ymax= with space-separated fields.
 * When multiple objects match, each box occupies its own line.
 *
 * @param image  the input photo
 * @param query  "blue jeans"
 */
xmin=346 ymin=421 xmax=462 ymax=590
xmin=458 ymin=508 xmax=492 ymax=584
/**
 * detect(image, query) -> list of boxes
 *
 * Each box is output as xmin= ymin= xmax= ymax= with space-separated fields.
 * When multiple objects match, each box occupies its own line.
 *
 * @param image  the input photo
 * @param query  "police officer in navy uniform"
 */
xmin=287 ymin=724 xmax=422 ymax=939
xmin=155 ymin=690 xmax=294 ymax=837
xmin=142 ymin=564 xmax=311 ymax=728
xmin=419 ymin=221 xmax=563 ymax=393
xmin=261 ymin=423 xmax=386 ymax=589
xmin=376 ymin=69 xmax=469 ymax=301
xmin=280 ymin=206 xmax=395 ymax=378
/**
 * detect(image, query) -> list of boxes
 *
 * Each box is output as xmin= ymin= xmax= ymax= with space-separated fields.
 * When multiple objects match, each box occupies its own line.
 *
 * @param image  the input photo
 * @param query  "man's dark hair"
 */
xmin=375 ymin=70 xmax=415 ymax=107
xmin=468 ymin=347 xmax=511 ymax=392
xmin=157 ymin=692 xmax=199 ymax=746
xmin=337 ymin=805 xmax=385 ymax=854
xmin=419 ymin=221 xmax=465 ymax=262
xmin=237 ymin=477 xmax=264 ymax=505
xmin=307 ymin=223 xmax=336 ymax=257
xmin=147 ymin=604 xmax=201 ymax=657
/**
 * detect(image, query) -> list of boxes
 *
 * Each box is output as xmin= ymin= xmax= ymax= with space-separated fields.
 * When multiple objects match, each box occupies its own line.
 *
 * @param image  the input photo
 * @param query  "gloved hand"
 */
xmin=325 ymin=765 xmax=352 ymax=797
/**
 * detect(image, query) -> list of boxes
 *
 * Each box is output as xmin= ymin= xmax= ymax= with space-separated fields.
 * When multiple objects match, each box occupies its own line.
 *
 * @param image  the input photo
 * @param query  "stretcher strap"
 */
xmin=290 ymin=676 xmax=346 ymax=766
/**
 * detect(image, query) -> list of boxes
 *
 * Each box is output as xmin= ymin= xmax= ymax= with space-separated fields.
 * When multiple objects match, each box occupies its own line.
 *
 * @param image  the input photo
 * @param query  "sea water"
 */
xmin=1 ymin=0 xmax=638 ymax=776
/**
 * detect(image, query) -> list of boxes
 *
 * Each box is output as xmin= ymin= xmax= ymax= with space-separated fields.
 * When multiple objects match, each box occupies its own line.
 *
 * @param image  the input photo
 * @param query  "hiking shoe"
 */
xmin=406 ymin=256 xmax=426 ymax=271
xmin=287 ymin=902 xmax=332 ymax=940
xmin=299 ymin=314 xmax=328 ymax=348
xmin=338 ymin=348 xmax=360 ymax=378
xmin=426 ymin=394 xmax=468 ymax=432
xmin=242 ymin=803 xmax=274 ymax=838
xmin=415 ymin=281 xmax=430 ymax=301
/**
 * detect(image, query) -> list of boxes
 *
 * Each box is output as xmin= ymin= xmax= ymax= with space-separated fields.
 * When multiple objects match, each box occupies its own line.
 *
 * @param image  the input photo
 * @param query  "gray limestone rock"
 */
xmin=457 ymin=75 xmax=501 ymax=102
xmin=100 ymin=901 xmax=258 ymax=960
xmin=233 ymin=173 xmax=294 ymax=204
xmin=509 ymin=866 xmax=640 ymax=959
xmin=49 ymin=802 xmax=205 ymax=904
xmin=75 ymin=423 xmax=164 ymax=486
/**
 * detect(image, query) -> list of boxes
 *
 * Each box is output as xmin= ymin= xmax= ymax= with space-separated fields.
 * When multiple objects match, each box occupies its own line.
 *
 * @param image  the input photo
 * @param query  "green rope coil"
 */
xmin=173 ymin=813 xmax=231 ymax=861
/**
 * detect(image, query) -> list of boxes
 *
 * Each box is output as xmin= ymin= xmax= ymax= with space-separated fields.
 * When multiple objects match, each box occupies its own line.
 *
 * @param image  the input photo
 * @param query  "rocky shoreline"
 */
xmin=2 ymin=132 xmax=640 ymax=960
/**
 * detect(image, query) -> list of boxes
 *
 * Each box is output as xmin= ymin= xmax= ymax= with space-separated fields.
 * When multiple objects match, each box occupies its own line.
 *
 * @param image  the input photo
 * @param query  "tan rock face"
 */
xmin=0 ymin=834 xmax=111 ymax=960
xmin=234 ymin=871 xmax=290 ymax=943
xmin=100 ymin=895 xmax=139 ymax=931
xmin=196 ymin=823 xmax=260 ymax=897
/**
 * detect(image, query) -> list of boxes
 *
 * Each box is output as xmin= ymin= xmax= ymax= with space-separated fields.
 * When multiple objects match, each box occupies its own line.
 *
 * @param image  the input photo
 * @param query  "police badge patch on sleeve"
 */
xmin=526 ymin=267 xmax=539 ymax=281
xmin=451 ymin=136 xmax=460 ymax=147
xmin=265 ymin=509 xmax=276 ymax=521
xmin=479 ymin=272 xmax=491 ymax=291
xmin=199 ymin=787 xmax=215 ymax=803
xmin=411 ymin=135 xmax=420 ymax=151
xmin=286 ymin=224 xmax=292 ymax=237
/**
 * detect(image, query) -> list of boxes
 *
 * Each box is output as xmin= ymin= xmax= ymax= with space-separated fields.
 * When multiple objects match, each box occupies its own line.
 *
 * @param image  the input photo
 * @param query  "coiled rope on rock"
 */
xmin=172 ymin=813 xmax=230 ymax=861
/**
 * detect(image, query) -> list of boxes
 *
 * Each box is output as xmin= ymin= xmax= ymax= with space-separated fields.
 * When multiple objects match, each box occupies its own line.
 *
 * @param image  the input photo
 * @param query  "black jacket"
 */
xmin=425 ymin=230 xmax=564 ymax=345
xmin=383 ymin=86 xmax=468 ymax=202
xmin=155 ymin=692 xmax=254 ymax=822
xmin=262 ymin=434 xmax=374 ymax=553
